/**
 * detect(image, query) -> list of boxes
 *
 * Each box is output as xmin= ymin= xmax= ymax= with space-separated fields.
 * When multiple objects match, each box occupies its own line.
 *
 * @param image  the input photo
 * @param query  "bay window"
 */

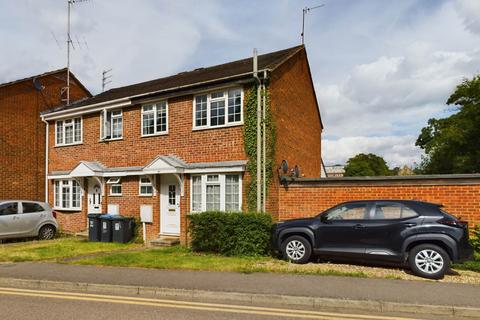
xmin=56 ymin=117 xmax=82 ymax=146
xmin=142 ymin=101 xmax=168 ymax=136
xmin=191 ymin=174 xmax=242 ymax=212
xmin=54 ymin=180 xmax=81 ymax=210
xmin=194 ymin=88 xmax=243 ymax=129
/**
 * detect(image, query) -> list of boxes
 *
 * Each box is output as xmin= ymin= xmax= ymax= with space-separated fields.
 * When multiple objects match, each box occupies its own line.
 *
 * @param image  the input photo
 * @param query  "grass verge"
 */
xmin=72 ymin=246 xmax=367 ymax=278
xmin=0 ymin=238 xmax=138 ymax=262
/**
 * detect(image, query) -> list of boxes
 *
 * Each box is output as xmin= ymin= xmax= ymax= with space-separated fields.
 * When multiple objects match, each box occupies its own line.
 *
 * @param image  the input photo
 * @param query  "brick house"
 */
xmin=0 ymin=69 xmax=90 ymax=201
xmin=40 ymin=45 xmax=324 ymax=243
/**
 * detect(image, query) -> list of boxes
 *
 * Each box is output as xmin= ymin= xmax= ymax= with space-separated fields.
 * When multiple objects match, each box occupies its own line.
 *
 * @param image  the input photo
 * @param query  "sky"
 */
xmin=1 ymin=0 xmax=479 ymax=168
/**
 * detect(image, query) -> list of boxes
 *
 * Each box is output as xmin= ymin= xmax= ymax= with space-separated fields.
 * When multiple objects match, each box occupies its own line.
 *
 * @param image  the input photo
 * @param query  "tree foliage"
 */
xmin=344 ymin=153 xmax=392 ymax=177
xmin=416 ymin=75 xmax=480 ymax=174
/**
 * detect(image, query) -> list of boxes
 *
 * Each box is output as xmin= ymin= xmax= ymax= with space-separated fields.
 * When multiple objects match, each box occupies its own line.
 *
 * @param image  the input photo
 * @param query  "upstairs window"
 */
xmin=194 ymin=88 xmax=243 ymax=129
xmin=142 ymin=101 xmax=168 ymax=136
xmin=101 ymin=109 xmax=123 ymax=140
xmin=56 ymin=117 xmax=82 ymax=146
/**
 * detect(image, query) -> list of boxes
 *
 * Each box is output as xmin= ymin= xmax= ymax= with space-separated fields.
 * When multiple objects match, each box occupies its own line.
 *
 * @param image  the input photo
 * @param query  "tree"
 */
xmin=344 ymin=153 xmax=392 ymax=176
xmin=416 ymin=75 xmax=480 ymax=174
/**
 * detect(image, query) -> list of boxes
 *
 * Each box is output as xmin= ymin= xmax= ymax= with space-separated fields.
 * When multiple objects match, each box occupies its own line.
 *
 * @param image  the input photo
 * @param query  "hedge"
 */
xmin=472 ymin=224 xmax=480 ymax=254
xmin=188 ymin=211 xmax=272 ymax=256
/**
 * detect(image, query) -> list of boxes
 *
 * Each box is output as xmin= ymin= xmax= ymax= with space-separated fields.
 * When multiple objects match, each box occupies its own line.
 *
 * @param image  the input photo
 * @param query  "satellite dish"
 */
xmin=280 ymin=160 xmax=289 ymax=174
xmin=33 ymin=78 xmax=44 ymax=91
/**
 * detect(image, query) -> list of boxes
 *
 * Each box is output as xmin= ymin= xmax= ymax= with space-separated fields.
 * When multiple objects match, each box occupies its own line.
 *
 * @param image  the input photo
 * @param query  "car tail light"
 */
xmin=437 ymin=217 xmax=466 ymax=229
xmin=52 ymin=211 xmax=57 ymax=219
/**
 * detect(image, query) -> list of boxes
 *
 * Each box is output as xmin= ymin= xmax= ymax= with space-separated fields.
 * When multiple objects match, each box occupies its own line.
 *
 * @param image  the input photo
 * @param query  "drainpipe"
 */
xmin=262 ymin=70 xmax=267 ymax=213
xmin=253 ymin=49 xmax=262 ymax=211
xmin=41 ymin=117 xmax=49 ymax=203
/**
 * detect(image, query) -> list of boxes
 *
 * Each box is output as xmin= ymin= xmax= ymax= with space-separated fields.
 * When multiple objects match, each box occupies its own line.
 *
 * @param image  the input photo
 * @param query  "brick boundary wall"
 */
xmin=278 ymin=174 xmax=480 ymax=227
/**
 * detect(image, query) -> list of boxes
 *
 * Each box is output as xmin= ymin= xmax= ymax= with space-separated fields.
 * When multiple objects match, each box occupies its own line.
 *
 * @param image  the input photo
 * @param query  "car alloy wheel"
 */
xmin=414 ymin=249 xmax=444 ymax=274
xmin=39 ymin=225 xmax=55 ymax=240
xmin=286 ymin=240 xmax=306 ymax=261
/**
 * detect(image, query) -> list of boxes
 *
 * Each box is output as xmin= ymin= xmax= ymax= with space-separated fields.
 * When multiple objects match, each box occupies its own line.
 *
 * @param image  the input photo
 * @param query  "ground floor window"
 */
xmin=54 ymin=179 xmax=81 ymax=210
xmin=191 ymin=173 xmax=242 ymax=212
xmin=139 ymin=176 xmax=153 ymax=196
xmin=107 ymin=177 xmax=122 ymax=196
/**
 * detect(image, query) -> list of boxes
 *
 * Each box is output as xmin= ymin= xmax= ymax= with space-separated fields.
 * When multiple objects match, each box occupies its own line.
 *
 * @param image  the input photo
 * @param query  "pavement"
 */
xmin=0 ymin=262 xmax=479 ymax=318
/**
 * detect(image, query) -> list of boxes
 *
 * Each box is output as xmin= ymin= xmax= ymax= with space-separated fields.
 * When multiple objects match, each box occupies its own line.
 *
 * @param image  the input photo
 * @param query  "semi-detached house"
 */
xmin=40 ymin=45 xmax=324 ymax=243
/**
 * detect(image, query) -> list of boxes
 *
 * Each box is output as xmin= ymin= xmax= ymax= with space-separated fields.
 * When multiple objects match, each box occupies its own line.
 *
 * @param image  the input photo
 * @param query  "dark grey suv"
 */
xmin=272 ymin=200 xmax=474 ymax=279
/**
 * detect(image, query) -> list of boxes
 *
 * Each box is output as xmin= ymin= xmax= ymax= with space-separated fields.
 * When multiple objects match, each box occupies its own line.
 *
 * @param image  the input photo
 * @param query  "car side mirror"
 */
xmin=320 ymin=215 xmax=329 ymax=223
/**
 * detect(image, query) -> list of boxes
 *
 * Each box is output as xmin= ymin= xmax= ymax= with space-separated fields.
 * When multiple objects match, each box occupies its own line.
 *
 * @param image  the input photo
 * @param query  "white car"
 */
xmin=0 ymin=200 xmax=58 ymax=240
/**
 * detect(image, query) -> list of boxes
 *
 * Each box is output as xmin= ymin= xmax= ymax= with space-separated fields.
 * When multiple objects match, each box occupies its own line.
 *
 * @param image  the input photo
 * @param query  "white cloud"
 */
xmin=1 ymin=0 xmax=479 ymax=169
xmin=455 ymin=0 xmax=480 ymax=35
xmin=316 ymin=0 xmax=480 ymax=167
xmin=322 ymin=136 xmax=422 ymax=168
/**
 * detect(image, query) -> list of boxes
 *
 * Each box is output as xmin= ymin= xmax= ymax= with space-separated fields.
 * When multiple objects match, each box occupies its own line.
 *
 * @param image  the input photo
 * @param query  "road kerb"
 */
xmin=0 ymin=277 xmax=478 ymax=318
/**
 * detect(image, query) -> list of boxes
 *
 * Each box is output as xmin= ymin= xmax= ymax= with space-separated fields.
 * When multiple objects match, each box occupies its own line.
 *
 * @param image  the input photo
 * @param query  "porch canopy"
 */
xmin=47 ymin=155 xmax=246 ymax=179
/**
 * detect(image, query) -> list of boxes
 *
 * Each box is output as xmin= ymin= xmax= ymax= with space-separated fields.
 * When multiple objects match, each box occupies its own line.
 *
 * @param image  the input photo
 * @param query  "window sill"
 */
xmin=139 ymin=194 xmax=153 ymax=197
xmin=54 ymin=142 xmax=83 ymax=148
xmin=192 ymin=122 xmax=243 ymax=132
xmin=109 ymin=194 xmax=122 ymax=197
xmin=141 ymin=132 xmax=168 ymax=138
xmin=99 ymin=137 xmax=123 ymax=142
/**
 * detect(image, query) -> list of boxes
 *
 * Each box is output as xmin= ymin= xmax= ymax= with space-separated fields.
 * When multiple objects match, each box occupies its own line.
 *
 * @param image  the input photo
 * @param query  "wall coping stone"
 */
xmin=282 ymin=174 xmax=480 ymax=187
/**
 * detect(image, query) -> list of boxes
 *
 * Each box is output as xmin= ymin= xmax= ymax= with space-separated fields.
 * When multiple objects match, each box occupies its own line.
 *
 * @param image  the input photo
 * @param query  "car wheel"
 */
xmin=408 ymin=244 xmax=450 ymax=279
xmin=281 ymin=235 xmax=312 ymax=264
xmin=38 ymin=225 xmax=56 ymax=241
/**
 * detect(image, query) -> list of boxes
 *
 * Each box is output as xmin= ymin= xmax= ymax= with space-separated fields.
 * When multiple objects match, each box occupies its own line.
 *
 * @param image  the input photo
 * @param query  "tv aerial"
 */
xmin=301 ymin=3 xmax=325 ymax=44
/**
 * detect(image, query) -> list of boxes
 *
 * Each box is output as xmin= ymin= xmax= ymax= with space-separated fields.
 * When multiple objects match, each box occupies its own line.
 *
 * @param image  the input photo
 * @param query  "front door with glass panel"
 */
xmin=88 ymin=180 xmax=102 ymax=213
xmin=160 ymin=175 xmax=180 ymax=235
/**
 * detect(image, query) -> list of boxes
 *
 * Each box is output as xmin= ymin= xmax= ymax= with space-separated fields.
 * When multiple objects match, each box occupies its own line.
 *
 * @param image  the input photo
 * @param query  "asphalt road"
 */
xmin=1 ymin=262 xmax=480 ymax=308
xmin=0 ymin=287 xmax=467 ymax=320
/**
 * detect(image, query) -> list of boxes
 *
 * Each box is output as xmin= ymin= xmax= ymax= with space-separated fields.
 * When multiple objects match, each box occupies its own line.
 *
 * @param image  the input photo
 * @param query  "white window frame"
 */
xmin=193 ymin=88 xmax=243 ymax=130
xmin=55 ymin=117 xmax=82 ymax=146
xmin=53 ymin=179 xmax=82 ymax=211
xmin=190 ymin=173 xmax=242 ymax=213
xmin=107 ymin=177 xmax=122 ymax=196
xmin=141 ymin=101 xmax=168 ymax=137
xmin=139 ymin=176 xmax=153 ymax=196
xmin=100 ymin=109 xmax=123 ymax=140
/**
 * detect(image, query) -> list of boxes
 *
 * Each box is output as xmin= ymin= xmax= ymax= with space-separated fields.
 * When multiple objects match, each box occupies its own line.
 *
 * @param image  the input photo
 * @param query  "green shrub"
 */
xmin=188 ymin=211 xmax=272 ymax=256
xmin=471 ymin=224 xmax=480 ymax=254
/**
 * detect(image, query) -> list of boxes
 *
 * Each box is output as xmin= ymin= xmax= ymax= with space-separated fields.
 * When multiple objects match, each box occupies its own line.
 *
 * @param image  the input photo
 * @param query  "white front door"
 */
xmin=88 ymin=180 xmax=102 ymax=213
xmin=160 ymin=175 xmax=180 ymax=235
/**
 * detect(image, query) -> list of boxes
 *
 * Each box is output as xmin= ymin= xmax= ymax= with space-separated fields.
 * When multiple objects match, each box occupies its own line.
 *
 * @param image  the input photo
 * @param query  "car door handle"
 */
xmin=403 ymin=223 xmax=417 ymax=227
xmin=353 ymin=224 xmax=365 ymax=229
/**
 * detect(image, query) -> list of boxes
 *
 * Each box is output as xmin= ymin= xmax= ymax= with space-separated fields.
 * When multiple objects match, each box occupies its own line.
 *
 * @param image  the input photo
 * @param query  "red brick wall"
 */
xmin=48 ymin=94 xmax=247 ymax=172
xmin=47 ymin=92 xmax=249 ymax=240
xmin=266 ymin=48 xmax=323 ymax=217
xmin=278 ymin=178 xmax=480 ymax=226
xmin=0 ymin=71 xmax=89 ymax=201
